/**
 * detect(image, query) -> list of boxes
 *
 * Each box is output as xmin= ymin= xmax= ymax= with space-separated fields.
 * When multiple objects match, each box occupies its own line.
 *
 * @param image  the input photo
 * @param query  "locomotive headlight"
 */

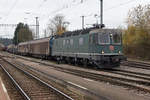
xmin=110 ymin=34 xmax=113 ymax=38
xmin=119 ymin=51 xmax=121 ymax=54
xmin=101 ymin=50 xmax=105 ymax=54
xmin=110 ymin=34 xmax=113 ymax=37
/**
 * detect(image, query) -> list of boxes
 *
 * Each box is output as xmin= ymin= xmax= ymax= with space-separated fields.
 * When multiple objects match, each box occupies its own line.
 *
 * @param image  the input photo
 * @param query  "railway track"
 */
xmin=2 ymin=53 xmax=150 ymax=94
xmin=47 ymin=67 xmax=150 ymax=93
xmin=6 ymin=52 xmax=150 ymax=70
xmin=0 ymin=58 xmax=74 ymax=100
xmin=121 ymin=60 xmax=150 ymax=70
xmin=15 ymin=55 xmax=150 ymax=81
xmin=0 ymin=65 xmax=24 ymax=100
xmin=3 ymin=52 xmax=150 ymax=71
xmin=105 ymin=69 xmax=150 ymax=81
xmin=5 ymin=56 xmax=150 ymax=95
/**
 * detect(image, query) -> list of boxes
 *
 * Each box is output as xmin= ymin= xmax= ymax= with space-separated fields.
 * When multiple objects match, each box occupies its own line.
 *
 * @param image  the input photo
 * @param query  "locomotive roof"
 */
xmin=55 ymin=27 xmax=121 ymax=38
xmin=55 ymin=27 xmax=97 ymax=38
xmin=90 ymin=29 xmax=122 ymax=34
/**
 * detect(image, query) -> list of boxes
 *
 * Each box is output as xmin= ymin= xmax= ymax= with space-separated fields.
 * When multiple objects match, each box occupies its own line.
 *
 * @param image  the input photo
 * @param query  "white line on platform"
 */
xmin=83 ymin=78 xmax=94 ymax=82
xmin=67 ymin=81 xmax=88 ymax=90
xmin=0 ymin=78 xmax=10 ymax=100
xmin=2 ymin=82 xmax=7 ymax=93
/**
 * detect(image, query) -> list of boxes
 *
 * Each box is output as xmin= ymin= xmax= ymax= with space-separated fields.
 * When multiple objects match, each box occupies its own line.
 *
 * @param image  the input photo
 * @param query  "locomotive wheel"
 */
xmin=83 ymin=59 xmax=88 ymax=67
xmin=73 ymin=57 xmax=78 ymax=66
xmin=56 ymin=57 xmax=61 ymax=64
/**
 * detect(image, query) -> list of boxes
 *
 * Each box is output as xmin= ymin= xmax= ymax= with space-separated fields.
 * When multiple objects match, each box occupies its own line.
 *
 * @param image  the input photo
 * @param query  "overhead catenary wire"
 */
xmin=24 ymin=0 xmax=48 ymax=22
xmin=84 ymin=0 xmax=137 ymax=19
xmin=35 ymin=0 xmax=48 ymax=13
xmin=2 ymin=0 xmax=19 ymax=23
xmin=50 ymin=0 xmax=135 ymax=17
xmin=39 ymin=0 xmax=88 ymax=21
xmin=40 ymin=0 xmax=138 ymax=31
xmin=38 ymin=0 xmax=47 ymax=9
xmin=0 ymin=0 xmax=141 ymax=38
xmin=40 ymin=0 xmax=136 ymax=21
xmin=51 ymin=0 xmax=88 ymax=14
xmin=74 ymin=0 xmax=138 ymax=28
xmin=104 ymin=0 xmax=137 ymax=11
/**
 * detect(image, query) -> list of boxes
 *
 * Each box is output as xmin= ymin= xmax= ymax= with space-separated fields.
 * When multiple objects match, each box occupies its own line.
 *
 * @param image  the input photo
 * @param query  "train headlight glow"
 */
xmin=102 ymin=50 xmax=104 ymax=54
xmin=110 ymin=34 xmax=113 ymax=37
xmin=119 ymin=51 xmax=121 ymax=54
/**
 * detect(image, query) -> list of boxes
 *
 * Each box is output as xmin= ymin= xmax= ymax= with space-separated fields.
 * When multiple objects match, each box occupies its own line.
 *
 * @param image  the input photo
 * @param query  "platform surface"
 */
xmin=0 ymin=77 xmax=10 ymax=100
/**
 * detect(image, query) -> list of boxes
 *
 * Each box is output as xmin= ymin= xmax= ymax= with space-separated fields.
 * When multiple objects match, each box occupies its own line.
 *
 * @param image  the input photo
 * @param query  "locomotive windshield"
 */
xmin=90 ymin=32 xmax=121 ymax=45
xmin=98 ymin=33 xmax=110 ymax=44
xmin=112 ymin=33 xmax=121 ymax=44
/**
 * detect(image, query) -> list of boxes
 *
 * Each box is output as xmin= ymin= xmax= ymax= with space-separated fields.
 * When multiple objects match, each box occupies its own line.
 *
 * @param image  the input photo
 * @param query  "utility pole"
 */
xmin=100 ymin=0 xmax=104 ymax=28
xmin=35 ymin=17 xmax=39 ymax=39
xmin=81 ymin=16 xmax=85 ymax=29
xmin=17 ymin=31 xmax=18 ymax=45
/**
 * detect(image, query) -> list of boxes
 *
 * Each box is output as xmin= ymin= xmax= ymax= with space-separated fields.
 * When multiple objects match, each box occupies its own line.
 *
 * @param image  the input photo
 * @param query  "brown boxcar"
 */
xmin=18 ymin=37 xmax=50 ymax=57
xmin=7 ymin=44 xmax=18 ymax=53
xmin=18 ymin=42 xmax=29 ymax=55
xmin=0 ymin=43 xmax=5 ymax=51
xmin=29 ymin=38 xmax=50 ymax=56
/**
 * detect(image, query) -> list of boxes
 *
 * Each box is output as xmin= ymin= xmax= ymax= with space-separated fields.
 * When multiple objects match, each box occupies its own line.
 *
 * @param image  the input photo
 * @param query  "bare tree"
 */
xmin=46 ymin=14 xmax=69 ymax=36
xmin=127 ymin=4 xmax=150 ymax=29
xmin=124 ymin=4 xmax=150 ymax=59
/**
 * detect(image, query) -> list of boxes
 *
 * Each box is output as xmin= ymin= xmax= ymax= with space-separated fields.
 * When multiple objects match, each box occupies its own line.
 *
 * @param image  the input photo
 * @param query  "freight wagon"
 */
xmin=18 ymin=37 xmax=50 ymax=59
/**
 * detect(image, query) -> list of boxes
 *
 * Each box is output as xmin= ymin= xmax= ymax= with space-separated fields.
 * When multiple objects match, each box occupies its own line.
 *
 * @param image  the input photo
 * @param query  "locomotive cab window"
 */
xmin=98 ymin=33 xmax=110 ymax=44
xmin=112 ymin=33 xmax=121 ymax=44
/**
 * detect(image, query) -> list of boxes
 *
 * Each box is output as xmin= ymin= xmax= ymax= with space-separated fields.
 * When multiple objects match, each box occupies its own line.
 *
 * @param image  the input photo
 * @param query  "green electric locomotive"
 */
xmin=52 ymin=28 xmax=126 ymax=68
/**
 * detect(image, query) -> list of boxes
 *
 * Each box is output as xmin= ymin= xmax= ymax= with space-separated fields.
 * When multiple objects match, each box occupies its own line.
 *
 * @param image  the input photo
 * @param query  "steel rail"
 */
xmin=4 ymin=54 xmax=150 ymax=94
xmin=11 ymin=55 xmax=150 ymax=87
xmin=3 ymin=58 xmax=74 ymax=100
xmin=10 ymin=58 xmax=150 ymax=94
xmin=14 ymin=55 xmax=150 ymax=79
xmin=127 ymin=60 xmax=150 ymax=66
xmin=122 ymin=63 xmax=150 ymax=70
xmin=0 ymin=64 xmax=30 ymax=100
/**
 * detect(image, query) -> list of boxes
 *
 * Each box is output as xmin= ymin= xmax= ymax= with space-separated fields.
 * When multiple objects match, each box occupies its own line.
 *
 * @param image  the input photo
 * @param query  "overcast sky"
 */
xmin=0 ymin=0 xmax=149 ymax=38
